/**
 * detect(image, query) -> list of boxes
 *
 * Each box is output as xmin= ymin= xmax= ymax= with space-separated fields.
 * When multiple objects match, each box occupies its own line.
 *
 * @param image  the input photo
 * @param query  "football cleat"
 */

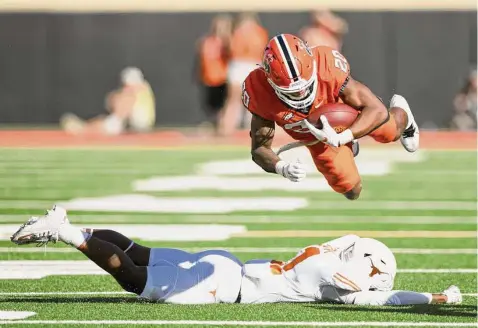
xmin=390 ymin=94 xmax=419 ymax=153
xmin=10 ymin=206 xmax=67 ymax=247
xmin=443 ymin=285 xmax=462 ymax=304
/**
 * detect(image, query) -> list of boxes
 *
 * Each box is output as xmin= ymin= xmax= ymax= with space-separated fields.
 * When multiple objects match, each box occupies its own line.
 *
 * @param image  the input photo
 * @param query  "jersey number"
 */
xmin=241 ymin=82 xmax=250 ymax=108
xmin=270 ymin=246 xmax=320 ymax=275
xmin=332 ymin=50 xmax=348 ymax=73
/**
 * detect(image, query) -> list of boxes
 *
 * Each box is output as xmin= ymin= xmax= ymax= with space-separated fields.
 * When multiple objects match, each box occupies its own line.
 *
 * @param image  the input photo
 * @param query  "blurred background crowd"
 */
xmin=0 ymin=1 xmax=476 ymax=136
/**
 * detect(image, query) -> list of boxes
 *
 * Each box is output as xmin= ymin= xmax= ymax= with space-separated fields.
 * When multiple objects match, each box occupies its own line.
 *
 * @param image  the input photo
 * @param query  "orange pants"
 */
xmin=308 ymin=115 xmax=398 ymax=193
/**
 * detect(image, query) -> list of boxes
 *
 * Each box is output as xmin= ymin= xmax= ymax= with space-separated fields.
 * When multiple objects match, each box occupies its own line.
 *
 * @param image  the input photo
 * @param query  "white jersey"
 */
xmin=138 ymin=236 xmax=434 ymax=306
xmin=240 ymin=235 xmax=375 ymax=304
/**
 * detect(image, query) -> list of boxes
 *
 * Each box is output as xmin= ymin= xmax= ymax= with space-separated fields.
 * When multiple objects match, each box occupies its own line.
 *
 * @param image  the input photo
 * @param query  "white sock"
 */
xmin=59 ymin=223 xmax=90 ymax=248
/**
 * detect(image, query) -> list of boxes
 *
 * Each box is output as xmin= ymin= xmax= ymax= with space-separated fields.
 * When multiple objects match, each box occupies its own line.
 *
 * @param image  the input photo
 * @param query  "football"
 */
xmin=307 ymin=103 xmax=359 ymax=133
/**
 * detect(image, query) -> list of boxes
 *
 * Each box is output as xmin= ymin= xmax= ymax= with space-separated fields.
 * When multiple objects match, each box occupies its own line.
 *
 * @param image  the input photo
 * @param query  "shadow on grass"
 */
xmin=304 ymin=303 xmax=477 ymax=318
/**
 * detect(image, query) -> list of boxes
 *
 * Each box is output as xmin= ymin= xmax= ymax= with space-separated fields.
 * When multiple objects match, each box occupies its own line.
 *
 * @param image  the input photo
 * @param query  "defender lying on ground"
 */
xmin=11 ymin=206 xmax=461 ymax=305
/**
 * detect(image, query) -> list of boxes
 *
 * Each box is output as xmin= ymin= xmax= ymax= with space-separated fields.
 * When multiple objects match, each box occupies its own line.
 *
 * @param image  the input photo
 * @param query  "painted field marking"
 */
xmin=0 ymin=291 xmax=132 ymax=296
xmin=235 ymin=231 xmax=477 ymax=238
xmin=306 ymin=201 xmax=476 ymax=210
xmin=0 ymin=320 xmax=475 ymax=326
xmin=1 ymin=215 xmax=475 ymax=224
xmin=1 ymin=291 xmax=476 ymax=297
xmin=399 ymin=269 xmax=477 ymax=273
xmin=0 ymin=261 xmax=475 ymax=279
xmin=0 ymin=224 xmax=247 ymax=242
xmin=58 ymin=195 xmax=308 ymax=213
xmin=0 ymin=312 xmax=36 ymax=320
xmin=2 ymin=247 xmax=477 ymax=255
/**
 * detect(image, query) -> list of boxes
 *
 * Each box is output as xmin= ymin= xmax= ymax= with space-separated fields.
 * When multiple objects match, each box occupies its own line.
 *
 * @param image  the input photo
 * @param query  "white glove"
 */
xmin=275 ymin=160 xmax=306 ymax=182
xmin=443 ymin=285 xmax=462 ymax=304
xmin=285 ymin=116 xmax=354 ymax=147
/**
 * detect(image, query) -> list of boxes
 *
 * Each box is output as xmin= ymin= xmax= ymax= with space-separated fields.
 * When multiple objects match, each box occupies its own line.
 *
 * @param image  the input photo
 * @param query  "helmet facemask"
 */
xmin=267 ymin=61 xmax=318 ymax=111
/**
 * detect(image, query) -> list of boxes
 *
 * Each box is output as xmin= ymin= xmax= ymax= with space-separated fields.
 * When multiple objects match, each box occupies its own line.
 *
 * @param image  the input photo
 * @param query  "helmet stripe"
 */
xmin=276 ymin=34 xmax=299 ymax=81
xmin=273 ymin=36 xmax=293 ymax=79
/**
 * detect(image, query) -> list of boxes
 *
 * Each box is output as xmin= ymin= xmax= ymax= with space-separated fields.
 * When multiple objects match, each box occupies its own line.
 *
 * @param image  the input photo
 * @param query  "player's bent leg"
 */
xmin=85 ymin=229 xmax=151 ymax=266
xmin=308 ymin=143 xmax=362 ymax=200
xmin=11 ymin=206 xmax=147 ymax=295
xmin=78 ymin=236 xmax=147 ymax=294
xmin=392 ymin=95 xmax=419 ymax=152
xmin=368 ymin=111 xmax=400 ymax=144
xmin=369 ymin=95 xmax=419 ymax=152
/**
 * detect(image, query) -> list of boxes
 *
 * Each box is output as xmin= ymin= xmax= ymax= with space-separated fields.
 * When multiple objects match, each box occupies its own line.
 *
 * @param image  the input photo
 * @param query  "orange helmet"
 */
xmin=262 ymin=34 xmax=317 ymax=110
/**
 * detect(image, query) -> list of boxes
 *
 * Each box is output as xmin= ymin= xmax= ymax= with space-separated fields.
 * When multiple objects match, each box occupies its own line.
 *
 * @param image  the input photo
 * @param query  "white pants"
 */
xmin=227 ymin=60 xmax=257 ymax=85
xmin=140 ymin=248 xmax=243 ymax=304
xmin=103 ymin=111 xmax=153 ymax=136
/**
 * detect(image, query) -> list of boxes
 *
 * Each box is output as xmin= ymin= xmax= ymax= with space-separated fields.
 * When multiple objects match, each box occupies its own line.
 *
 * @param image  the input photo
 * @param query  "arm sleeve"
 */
xmin=342 ymin=290 xmax=433 ymax=306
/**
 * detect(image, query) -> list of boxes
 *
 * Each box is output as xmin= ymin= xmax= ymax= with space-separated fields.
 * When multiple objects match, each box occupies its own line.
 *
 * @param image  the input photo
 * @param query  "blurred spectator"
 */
xmin=450 ymin=68 xmax=477 ymax=131
xmin=218 ymin=12 xmax=268 ymax=136
xmin=196 ymin=15 xmax=232 ymax=134
xmin=300 ymin=10 xmax=348 ymax=50
xmin=61 ymin=67 xmax=155 ymax=135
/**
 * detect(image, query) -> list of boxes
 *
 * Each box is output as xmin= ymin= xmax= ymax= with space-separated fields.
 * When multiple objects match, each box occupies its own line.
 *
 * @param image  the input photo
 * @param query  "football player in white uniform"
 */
xmin=11 ymin=206 xmax=462 ymax=306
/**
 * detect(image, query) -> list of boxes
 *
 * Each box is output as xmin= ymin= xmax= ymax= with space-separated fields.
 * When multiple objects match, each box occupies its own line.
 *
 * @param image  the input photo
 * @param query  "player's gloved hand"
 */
xmin=300 ymin=116 xmax=354 ymax=148
xmin=443 ymin=285 xmax=462 ymax=304
xmin=275 ymin=159 xmax=306 ymax=182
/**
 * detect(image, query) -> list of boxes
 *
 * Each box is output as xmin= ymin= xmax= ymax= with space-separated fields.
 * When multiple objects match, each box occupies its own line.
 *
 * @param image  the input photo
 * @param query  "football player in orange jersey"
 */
xmin=242 ymin=34 xmax=419 ymax=200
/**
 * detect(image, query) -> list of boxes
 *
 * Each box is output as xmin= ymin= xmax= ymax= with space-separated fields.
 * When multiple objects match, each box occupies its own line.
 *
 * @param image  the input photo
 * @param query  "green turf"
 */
xmin=0 ymin=148 xmax=476 ymax=326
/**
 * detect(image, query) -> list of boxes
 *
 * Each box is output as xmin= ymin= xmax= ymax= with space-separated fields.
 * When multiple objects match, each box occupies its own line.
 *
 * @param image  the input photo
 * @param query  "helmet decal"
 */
xmin=298 ymin=39 xmax=313 ymax=56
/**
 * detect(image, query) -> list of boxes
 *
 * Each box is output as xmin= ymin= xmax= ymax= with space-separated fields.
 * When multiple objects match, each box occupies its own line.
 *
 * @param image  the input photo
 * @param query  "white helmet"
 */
xmin=349 ymin=238 xmax=397 ymax=291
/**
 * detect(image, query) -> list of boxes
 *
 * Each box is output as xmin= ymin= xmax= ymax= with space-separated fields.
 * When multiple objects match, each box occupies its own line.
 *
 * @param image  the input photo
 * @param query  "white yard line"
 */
xmin=2 ymin=247 xmax=477 ymax=255
xmin=306 ymin=201 xmax=476 ymax=210
xmin=237 ymin=230 xmax=477 ymax=238
xmin=1 ymin=215 xmax=475 ymax=224
xmin=1 ymin=291 xmax=476 ymax=297
xmin=0 ymin=291 xmax=131 ymax=296
xmin=0 ymin=320 xmax=475 ymax=326
xmin=399 ymin=269 xmax=477 ymax=273
xmin=0 ymin=200 xmax=474 ymax=211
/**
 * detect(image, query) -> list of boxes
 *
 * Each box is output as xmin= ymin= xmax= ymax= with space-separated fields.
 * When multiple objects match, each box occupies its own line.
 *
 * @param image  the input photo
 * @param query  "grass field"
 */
xmin=0 ymin=147 xmax=476 ymax=327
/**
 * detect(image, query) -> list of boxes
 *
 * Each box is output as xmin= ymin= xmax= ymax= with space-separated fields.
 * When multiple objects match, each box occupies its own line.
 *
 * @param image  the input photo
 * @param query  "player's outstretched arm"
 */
xmin=340 ymin=78 xmax=389 ymax=140
xmin=342 ymin=287 xmax=462 ymax=306
xmin=250 ymin=114 xmax=280 ymax=173
xmin=251 ymin=114 xmax=306 ymax=182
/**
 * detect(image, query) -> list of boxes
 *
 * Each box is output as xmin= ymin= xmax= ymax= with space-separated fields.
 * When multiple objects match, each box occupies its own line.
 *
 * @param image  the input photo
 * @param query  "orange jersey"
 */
xmin=242 ymin=46 xmax=350 ymax=142
xmin=199 ymin=36 xmax=229 ymax=86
